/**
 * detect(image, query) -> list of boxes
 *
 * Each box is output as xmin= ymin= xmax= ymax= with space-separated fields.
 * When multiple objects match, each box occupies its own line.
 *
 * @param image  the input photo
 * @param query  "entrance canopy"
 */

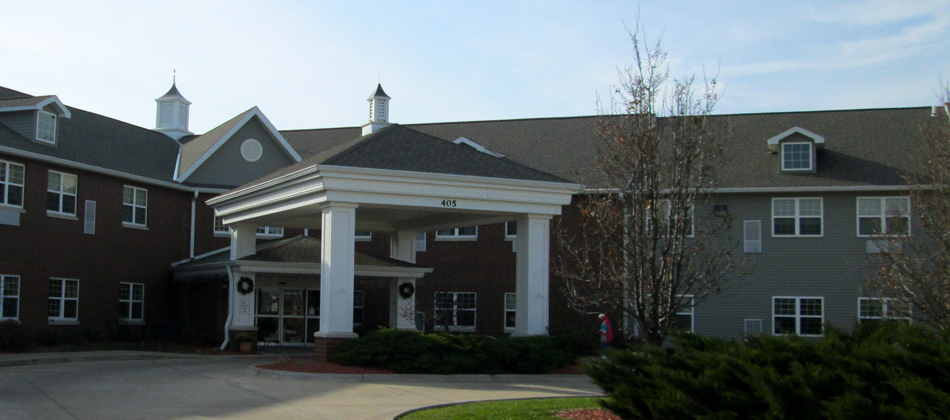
xmin=208 ymin=124 xmax=580 ymax=234
xmin=206 ymin=124 xmax=581 ymax=341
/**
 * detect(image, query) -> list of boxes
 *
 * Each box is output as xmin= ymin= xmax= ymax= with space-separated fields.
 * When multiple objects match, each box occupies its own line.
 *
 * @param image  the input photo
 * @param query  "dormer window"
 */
xmin=767 ymin=126 xmax=825 ymax=173
xmin=36 ymin=111 xmax=57 ymax=144
xmin=781 ymin=142 xmax=812 ymax=171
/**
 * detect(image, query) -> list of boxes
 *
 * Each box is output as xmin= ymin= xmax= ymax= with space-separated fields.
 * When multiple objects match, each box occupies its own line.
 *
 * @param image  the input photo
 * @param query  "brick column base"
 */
xmin=313 ymin=336 xmax=354 ymax=362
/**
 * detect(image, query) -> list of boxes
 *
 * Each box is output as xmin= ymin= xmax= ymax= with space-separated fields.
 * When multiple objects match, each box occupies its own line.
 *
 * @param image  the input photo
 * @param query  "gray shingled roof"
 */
xmin=177 ymin=108 xmax=255 ymax=178
xmin=280 ymin=107 xmax=934 ymax=189
xmin=0 ymin=96 xmax=55 ymax=109
xmin=0 ymin=89 xmax=181 ymax=182
xmin=0 ymin=87 xmax=29 ymax=100
xmin=239 ymin=124 xmax=570 ymax=190
xmin=173 ymin=235 xmax=422 ymax=268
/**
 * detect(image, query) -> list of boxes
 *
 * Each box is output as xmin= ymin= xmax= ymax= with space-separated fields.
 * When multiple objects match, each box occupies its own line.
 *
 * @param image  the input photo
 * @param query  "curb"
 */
xmin=248 ymin=366 xmax=591 ymax=383
xmin=0 ymin=353 xmax=206 ymax=368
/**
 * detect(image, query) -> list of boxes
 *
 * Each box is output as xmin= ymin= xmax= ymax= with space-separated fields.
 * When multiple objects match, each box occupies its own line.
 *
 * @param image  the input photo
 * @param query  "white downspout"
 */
xmin=189 ymin=191 xmax=198 ymax=258
xmin=220 ymin=264 xmax=235 ymax=350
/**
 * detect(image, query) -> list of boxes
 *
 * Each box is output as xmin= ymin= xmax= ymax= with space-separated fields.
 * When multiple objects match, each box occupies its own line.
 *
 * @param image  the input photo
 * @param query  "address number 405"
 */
xmin=441 ymin=200 xmax=457 ymax=207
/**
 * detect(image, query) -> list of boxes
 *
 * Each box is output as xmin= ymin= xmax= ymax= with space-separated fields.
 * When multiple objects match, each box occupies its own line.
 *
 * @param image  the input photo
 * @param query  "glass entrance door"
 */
xmin=256 ymin=287 xmax=320 ymax=345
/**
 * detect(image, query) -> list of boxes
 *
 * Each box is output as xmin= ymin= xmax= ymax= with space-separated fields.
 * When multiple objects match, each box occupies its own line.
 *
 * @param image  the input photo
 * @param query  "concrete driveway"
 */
xmin=0 ymin=353 xmax=601 ymax=420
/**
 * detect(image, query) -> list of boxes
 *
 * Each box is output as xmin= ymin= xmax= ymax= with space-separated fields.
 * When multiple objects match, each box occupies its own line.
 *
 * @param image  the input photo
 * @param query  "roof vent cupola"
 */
xmin=154 ymin=80 xmax=193 ymax=141
xmin=361 ymin=84 xmax=391 ymax=136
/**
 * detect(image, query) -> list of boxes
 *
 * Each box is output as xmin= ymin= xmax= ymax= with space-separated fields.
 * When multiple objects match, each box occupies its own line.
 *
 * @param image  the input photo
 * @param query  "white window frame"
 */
xmin=504 ymin=292 xmax=516 ymax=331
xmin=213 ymin=216 xmax=285 ymax=237
xmin=505 ymin=221 xmax=517 ymax=239
xmin=856 ymin=197 xmax=911 ymax=237
xmin=674 ymin=295 xmax=695 ymax=332
xmin=36 ymin=110 xmax=57 ymax=144
xmin=355 ymin=231 xmax=372 ymax=241
xmin=353 ymin=290 xmax=364 ymax=328
xmin=435 ymin=226 xmax=478 ymax=241
xmin=858 ymin=297 xmax=911 ymax=323
xmin=772 ymin=197 xmax=823 ymax=237
xmin=772 ymin=296 xmax=824 ymax=337
xmin=47 ymin=170 xmax=77 ymax=216
xmin=0 ymin=160 xmax=25 ymax=208
xmin=120 ymin=282 xmax=145 ymax=322
xmin=49 ymin=278 xmax=79 ymax=322
xmin=213 ymin=215 xmax=229 ymax=235
xmin=781 ymin=142 xmax=812 ymax=171
xmin=646 ymin=199 xmax=695 ymax=237
xmin=434 ymin=291 xmax=476 ymax=332
xmin=256 ymin=226 xmax=284 ymax=237
xmin=1 ymin=275 xmax=20 ymax=320
xmin=122 ymin=186 xmax=147 ymax=227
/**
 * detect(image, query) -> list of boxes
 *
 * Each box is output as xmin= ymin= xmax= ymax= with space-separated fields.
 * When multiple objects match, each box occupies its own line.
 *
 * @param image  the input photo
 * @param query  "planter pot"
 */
xmin=239 ymin=341 xmax=253 ymax=353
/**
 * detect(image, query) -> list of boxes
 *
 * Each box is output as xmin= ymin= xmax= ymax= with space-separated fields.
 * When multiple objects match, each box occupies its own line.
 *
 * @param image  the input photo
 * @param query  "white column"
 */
xmin=389 ymin=230 xmax=419 ymax=330
xmin=315 ymin=202 xmax=359 ymax=338
xmin=230 ymin=222 xmax=257 ymax=260
xmin=515 ymin=214 xmax=552 ymax=336
xmin=229 ymin=270 xmax=256 ymax=329
xmin=229 ymin=222 xmax=257 ymax=331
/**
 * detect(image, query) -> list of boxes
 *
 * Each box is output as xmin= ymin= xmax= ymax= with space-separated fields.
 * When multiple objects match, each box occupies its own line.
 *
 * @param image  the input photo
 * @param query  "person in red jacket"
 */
xmin=598 ymin=314 xmax=613 ymax=356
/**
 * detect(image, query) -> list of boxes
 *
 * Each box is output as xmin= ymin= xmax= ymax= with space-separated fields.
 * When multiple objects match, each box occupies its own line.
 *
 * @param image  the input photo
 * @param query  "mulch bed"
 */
xmin=257 ymin=358 xmax=587 ymax=375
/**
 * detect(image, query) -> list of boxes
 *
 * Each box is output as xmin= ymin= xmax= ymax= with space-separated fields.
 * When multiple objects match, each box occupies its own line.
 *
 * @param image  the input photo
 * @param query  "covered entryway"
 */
xmin=172 ymin=235 xmax=431 ymax=349
xmin=206 ymin=124 xmax=580 ymax=360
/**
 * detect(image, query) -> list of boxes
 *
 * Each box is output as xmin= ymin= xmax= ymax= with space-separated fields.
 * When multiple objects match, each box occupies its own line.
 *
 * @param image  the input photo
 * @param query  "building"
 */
xmin=0 ymin=82 xmax=934 ymax=357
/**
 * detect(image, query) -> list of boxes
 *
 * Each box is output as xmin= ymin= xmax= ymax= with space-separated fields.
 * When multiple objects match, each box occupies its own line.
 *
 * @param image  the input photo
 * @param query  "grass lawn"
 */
xmin=399 ymin=396 xmax=603 ymax=420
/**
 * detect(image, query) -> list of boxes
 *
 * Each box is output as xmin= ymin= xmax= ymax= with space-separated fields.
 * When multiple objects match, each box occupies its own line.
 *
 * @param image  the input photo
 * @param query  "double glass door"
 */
xmin=256 ymin=287 xmax=320 ymax=345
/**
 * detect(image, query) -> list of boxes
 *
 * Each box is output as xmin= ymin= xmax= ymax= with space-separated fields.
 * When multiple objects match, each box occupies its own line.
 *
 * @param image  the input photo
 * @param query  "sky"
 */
xmin=2 ymin=1 xmax=949 ymax=134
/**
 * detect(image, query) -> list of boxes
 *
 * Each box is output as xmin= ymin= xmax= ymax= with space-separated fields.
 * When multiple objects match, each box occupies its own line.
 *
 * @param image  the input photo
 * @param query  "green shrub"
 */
xmin=0 ymin=320 xmax=33 ymax=352
xmin=331 ymin=329 xmax=580 ymax=374
xmin=584 ymin=322 xmax=950 ymax=420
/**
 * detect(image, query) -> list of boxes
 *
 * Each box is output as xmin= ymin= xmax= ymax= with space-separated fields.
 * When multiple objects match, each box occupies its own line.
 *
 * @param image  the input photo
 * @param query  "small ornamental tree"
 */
xmin=869 ymin=85 xmax=950 ymax=329
xmin=557 ymin=21 xmax=744 ymax=346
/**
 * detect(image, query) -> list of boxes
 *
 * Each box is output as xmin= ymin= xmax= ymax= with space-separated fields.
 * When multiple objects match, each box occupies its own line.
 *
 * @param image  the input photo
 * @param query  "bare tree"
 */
xmin=556 ymin=23 xmax=742 ymax=346
xmin=869 ymin=86 xmax=950 ymax=329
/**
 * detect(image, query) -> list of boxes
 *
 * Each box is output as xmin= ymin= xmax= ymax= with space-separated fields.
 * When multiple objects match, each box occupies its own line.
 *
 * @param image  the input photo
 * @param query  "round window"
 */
xmin=241 ymin=139 xmax=263 ymax=162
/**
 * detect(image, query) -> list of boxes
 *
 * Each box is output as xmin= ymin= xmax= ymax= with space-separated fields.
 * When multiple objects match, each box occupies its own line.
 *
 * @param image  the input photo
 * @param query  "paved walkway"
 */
xmin=0 ymin=351 xmax=602 ymax=420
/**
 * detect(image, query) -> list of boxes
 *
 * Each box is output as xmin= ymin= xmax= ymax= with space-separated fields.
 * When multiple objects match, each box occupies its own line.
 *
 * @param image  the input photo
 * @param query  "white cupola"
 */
xmin=361 ymin=84 xmax=391 ymax=136
xmin=154 ymin=81 xmax=193 ymax=140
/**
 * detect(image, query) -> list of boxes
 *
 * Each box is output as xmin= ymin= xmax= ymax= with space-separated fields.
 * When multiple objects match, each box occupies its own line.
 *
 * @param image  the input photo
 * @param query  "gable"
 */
xmin=183 ymin=116 xmax=297 ymax=187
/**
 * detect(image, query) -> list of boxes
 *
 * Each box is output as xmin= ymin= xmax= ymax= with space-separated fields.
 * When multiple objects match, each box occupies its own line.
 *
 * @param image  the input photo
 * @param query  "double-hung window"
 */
xmin=214 ymin=216 xmax=229 ymax=234
xmin=0 ymin=160 xmax=25 ymax=207
xmin=673 ymin=296 xmax=695 ymax=332
xmin=773 ymin=297 xmax=823 ymax=336
xmin=772 ymin=198 xmax=822 ymax=236
xmin=49 ymin=279 xmax=79 ymax=321
xmin=1 ymin=275 xmax=19 ymax=319
xmin=504 ymin=293 xmax=516 ymax=330
xmin=36 ymin=111 xmax=57 ymax=144
xmin=857 ymin=197 xmax=910 ymax=236
xmin=256 ymin=226 xmax=284 ymax=236
xmin=781 ymin=142 xmax=812 ymax=171
xmin=647 ymin=200 xmax=695 ymax=237
xmin=505 ymin=222 xmax=517 ymax=238
xmin=858 ymin=298 xmax=910 ymax=323
xmin=435 ymin=292 xmax=476 ymax=331
xmin=47 ymin=171 xmax=77 ymax=215
xmin=120 ymin=283 xmax=144 ymax=322
xmin=436 ymin=226 xmax=478 ymax=240
xmin=353 ymin=291 xmax=364 ymax=328
xmin=122 ymin=186 xmax=147 ymax=226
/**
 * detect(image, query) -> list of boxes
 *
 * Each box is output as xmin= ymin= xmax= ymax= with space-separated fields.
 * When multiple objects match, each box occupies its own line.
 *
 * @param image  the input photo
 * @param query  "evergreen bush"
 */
xmin=331 ymin=329 xmax=581 ymax=374
xmin=584 ymin=322 xmax=950 ymax=419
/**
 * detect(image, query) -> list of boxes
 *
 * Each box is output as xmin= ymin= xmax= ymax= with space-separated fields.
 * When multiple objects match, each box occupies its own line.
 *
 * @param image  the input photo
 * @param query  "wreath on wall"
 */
xmin=237 ymin=277 xmax=254 ymax=295
xmin=398 ymin=282 xmax=415 ymax=299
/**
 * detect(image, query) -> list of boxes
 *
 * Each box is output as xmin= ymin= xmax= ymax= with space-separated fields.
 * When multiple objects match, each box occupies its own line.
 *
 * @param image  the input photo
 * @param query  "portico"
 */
xmin=207 ymin=124 xmax=580 ymax=359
